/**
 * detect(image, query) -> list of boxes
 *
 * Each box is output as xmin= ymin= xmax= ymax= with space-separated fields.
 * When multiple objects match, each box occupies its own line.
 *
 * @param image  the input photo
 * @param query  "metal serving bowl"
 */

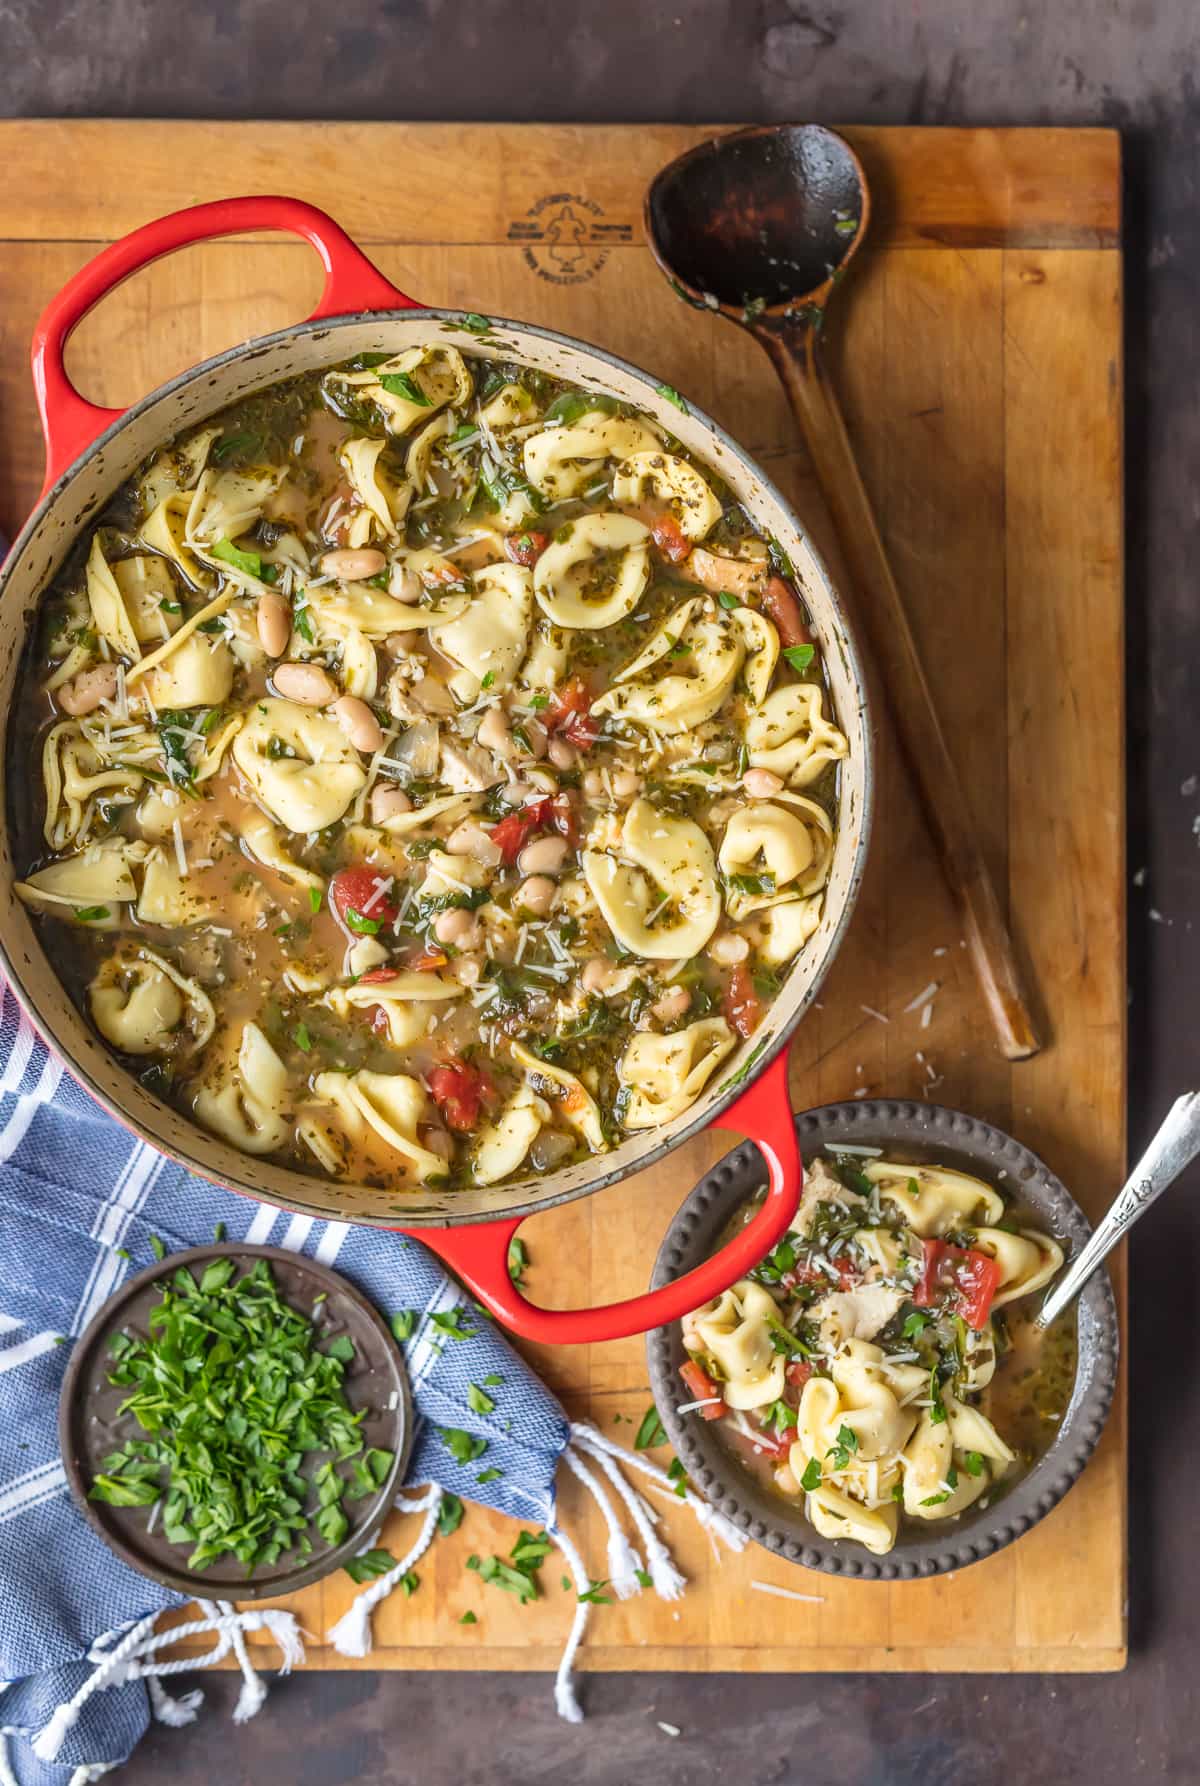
xmin=647 ymin=1099 xmax=1119 ymax=1580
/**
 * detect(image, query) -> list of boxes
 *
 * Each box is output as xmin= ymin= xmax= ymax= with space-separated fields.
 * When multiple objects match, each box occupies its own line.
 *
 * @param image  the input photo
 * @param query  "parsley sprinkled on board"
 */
xmin=437 ymin=1493 xmax=465 ymax=1538
xmin=635 ymin=1406 xmax=667 ymax=1450
xmin=344 ymin=1547 xmax=396 ymax=1583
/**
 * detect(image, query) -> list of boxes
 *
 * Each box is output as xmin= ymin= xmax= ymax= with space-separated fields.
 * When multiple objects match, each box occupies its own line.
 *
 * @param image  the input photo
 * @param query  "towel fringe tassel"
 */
xmin=30 ymin=1601 xmax=304 ymax=1764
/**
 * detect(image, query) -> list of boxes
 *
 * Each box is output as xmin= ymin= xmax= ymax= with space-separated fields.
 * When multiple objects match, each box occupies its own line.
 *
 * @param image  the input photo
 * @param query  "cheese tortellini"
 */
xmin=583 ymin=799 xmax=721 ymax=959
xmin=618 ymin=1018 xmax=735 ymax=1129
xmin=232 ymin=698 xmax=367 ymax=832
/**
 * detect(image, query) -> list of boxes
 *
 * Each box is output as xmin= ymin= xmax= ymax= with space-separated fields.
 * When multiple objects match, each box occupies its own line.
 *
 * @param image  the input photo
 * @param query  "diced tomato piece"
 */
xmin=753 ymin=1424 xmax=794 ymax=1460
xmin=760 ymin=574 xmax=812 ymax=650
xmin=426 ymin=1059 xmax=495 ymax=1133
xmin=722 ymin=962 xmax=764 ymax=1039
xmin=649 ymin=512 xmax=691 ymax=563
xmin=329 ymin=867 xmax=400 ymax=934
xmin=678 ymin=1358 xmax=725 ymax=1417
xmin=913 ymin=1237 xmax=1002 ymax=1330
xmin=785 ymin=1359 xmax=814 ymax=1391
xmin=783 ymin=1257 xmax=857 ymax=1294
xmin=488 ymin=797 xmax=554 ymax=865
xmin=546 ymin=675 xmax=598 ymax=749
xmin=503 ymin=529 xmax=550 ymax=568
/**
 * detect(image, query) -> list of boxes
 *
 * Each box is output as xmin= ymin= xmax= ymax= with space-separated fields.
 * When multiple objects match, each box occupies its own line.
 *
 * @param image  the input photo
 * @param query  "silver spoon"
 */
xmin=1036 ymin=1091 xmax=1200 ymax=1328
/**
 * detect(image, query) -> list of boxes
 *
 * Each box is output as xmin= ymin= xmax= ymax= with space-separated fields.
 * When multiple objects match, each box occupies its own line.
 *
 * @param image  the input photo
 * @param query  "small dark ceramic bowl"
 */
xmin=61 ymin=1244 xmax=412 ymax=1599
xmin=647 ymin=1101 xmax=1119 ymax=1580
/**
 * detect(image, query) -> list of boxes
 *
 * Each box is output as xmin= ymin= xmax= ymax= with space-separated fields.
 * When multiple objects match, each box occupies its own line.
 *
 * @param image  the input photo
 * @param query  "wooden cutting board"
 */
xmin=0 ymin=121 xmax=1125 ymax=1673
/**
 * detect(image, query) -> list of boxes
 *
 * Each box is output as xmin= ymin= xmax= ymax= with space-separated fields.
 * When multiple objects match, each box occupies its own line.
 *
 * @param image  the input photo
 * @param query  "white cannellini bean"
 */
xmin=522 ymin=717 xmax=548 ymax=760
xmin=610 ymin=767 xmax=642 ymax=799
xmin=517 ymin=834 xmax=569 ymax=877
xmin=370 ymin=784 xmax=413 ymax=823
xmin=446 ymin=820 xmax=503 ymax=867
xmin=389 ymin=565 xmax=424 ymax=604
xmin=582 ymin=769 xmax=607 ymax=801
xmin=743 ymin=767 xmax=785 ymax=798
xmin=330 ymin=694 xmax=384 ymax=753
xmin=710 ymin=931 xmax=750 ymax=965
xmin=582 ymin=957 xmax=619 ymax=994
xmin=476 ymin=705 xmax=514 ymax=758
xmin=256 ymin=588 xmax=293 ymax=658
xmin=272 ymin=661 xmax=337 ymax=706
xmin=455 ymin=953 xmax=484 ymax=986
xmin=321 ymin=546 xmax=387 ymax=580
xmin=433 ymin=908 xmax=483 ymax=949
xmin=516 ymin=875 xmax=557 ymax=916
xmin=56 ymin=662 xmax=119 ymax=716
xmin=547 ymin=736 xmax=578 ymax=771
xmin=651 ymin=984 xmax=692 ymax=1024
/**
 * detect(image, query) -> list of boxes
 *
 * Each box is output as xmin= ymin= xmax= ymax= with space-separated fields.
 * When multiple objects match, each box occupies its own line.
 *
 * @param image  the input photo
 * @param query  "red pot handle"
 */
xmin=411 ymin=1048 xmax=801 ymax=1344
xmin=31 ymin=194 xmax=418 ymax=497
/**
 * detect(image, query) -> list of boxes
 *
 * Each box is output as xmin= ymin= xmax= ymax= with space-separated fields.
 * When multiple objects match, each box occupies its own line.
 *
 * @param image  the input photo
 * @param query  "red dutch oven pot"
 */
xmin=0 ymin=197 xmax=873 ymax=1344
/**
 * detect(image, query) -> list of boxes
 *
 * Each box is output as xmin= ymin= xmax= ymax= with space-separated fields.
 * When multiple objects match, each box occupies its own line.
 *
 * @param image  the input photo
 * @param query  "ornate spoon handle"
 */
xmin=1036 ymin=1092 xmax=1200 ymax=1328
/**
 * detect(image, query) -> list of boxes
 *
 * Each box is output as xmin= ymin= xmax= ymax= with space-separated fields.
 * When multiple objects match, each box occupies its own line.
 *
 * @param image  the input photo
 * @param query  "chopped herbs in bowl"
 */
xmin=60 ymin=1245 xmax=411 ymax=1598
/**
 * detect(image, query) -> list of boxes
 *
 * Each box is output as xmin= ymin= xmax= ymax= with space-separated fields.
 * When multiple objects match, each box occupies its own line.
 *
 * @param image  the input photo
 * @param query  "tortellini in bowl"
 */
xmin=658 ymin=1137 xmax=1099 ymax=1576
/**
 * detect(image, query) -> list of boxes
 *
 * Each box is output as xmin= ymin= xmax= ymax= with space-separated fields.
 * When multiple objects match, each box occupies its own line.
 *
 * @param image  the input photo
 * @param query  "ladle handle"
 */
xmin=759 ymin=327 xmax=1041 ymax=1061
xmin=1037 ymin=1091 xmax=1200 ymax=1328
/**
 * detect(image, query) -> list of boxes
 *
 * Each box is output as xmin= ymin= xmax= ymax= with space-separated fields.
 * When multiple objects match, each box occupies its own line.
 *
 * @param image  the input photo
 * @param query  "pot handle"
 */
xmin=410 ymin=1048 xmax=801 ymax=1344
xmin=31 ymin=194 xmax=418 ymax=496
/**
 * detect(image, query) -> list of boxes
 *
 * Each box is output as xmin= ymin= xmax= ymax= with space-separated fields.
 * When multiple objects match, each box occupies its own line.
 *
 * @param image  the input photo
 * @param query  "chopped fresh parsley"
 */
xmin=379 ymin=370 xmax=431 ymax=406
xmin=826 ymin=1424 xmax=860 ymax=1471
xmin=75 ymin=905 xmax=110 ymax=923
xmin=507 ymin=1237 xmax=529 ymax=1288
xmin=716 ymin=590 xmax=740 ymax=610
xmin=390 ymin=1310 xmax=416 ymax=1342
xmin=655 ymin=382 xmax=689 ymax=414
xmin=437 ymin=1492 xmax=464 ymax=1537
xmin=800 ymin=1456 xmax=823 ymax=1493
xmin=210 ymin=538 xmax=263 ymax=579
xmin=439 ymin=1427 xmax=488 ymax=1466
xmin=963 ymin=1450 xmax=985 ymax=1478
xmin=344 ymin=1547 xmax=396 ymax=1583
xmin=308 ymin=886 xmax=323 ymax=914
xmin=635 ymin=1406 xmax=667 ymax=1451
xmin=467 ymin=1383 xmax=496 ymax=1416
xmin=782 ymin=643 xmax=815 ymax=673
xmin=88 ymin=1257 xmax=380 ymax=1572
xmin=460 ymin=313 xmax=493 ymax=334
xmin=344 ymin=908 xmax=381 ymax=936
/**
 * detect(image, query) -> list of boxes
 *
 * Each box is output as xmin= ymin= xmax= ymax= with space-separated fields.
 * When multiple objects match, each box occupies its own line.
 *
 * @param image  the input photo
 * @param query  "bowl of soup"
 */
xmin=646 ymin=1099 xmax=1119 ymax=1577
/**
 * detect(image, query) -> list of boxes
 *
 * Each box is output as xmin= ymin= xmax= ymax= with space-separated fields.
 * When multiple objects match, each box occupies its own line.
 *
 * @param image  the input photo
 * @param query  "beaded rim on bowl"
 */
xmin=646 ymin=1100 xmax=1120 ymax=1581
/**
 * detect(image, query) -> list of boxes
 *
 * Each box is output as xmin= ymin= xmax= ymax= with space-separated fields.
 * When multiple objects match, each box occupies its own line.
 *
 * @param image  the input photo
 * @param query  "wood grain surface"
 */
xmin=0 ymin=121 xmax=1125 ymax=1675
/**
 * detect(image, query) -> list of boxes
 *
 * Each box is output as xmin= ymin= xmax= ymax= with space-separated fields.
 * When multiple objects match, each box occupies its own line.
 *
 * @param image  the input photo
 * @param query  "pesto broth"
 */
xmin=678 ymin=1153 xmax=1072 ymax=1556
xmin=13 ymin=342 xmax=849 ymax=1193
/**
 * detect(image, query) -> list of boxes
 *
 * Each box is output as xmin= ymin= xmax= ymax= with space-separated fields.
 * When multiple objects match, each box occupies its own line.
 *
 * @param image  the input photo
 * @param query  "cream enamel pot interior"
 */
xmin=0 ymin=196 xmax=873 ymax=1344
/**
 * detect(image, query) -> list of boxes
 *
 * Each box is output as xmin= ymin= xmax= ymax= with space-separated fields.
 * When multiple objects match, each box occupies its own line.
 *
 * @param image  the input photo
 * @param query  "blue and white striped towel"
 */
xmin=0 ymin=986 xmax=742 ymax=1784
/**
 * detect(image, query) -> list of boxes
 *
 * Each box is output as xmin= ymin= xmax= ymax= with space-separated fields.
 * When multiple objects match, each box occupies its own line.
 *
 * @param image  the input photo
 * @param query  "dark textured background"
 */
xmin=2 ymin=1 xmax=1196 ymax=1779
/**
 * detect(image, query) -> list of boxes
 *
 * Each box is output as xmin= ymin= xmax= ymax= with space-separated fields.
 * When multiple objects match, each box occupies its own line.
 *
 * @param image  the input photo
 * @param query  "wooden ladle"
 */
xmin=645 ymin=124 xmax=1041 ymax=1060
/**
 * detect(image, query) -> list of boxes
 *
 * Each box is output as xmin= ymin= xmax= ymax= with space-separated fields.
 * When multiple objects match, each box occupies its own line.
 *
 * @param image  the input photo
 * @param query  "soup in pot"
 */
xmin=12 ymin=341 xmax=848 ymax=1193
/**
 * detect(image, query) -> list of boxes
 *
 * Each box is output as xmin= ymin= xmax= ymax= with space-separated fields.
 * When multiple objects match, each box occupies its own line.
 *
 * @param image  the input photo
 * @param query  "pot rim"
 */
xmin=646 ymin=1098 xmax=1120 ymax=1580
xmin=0 ymin=304 xmax=874 ymax=1230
